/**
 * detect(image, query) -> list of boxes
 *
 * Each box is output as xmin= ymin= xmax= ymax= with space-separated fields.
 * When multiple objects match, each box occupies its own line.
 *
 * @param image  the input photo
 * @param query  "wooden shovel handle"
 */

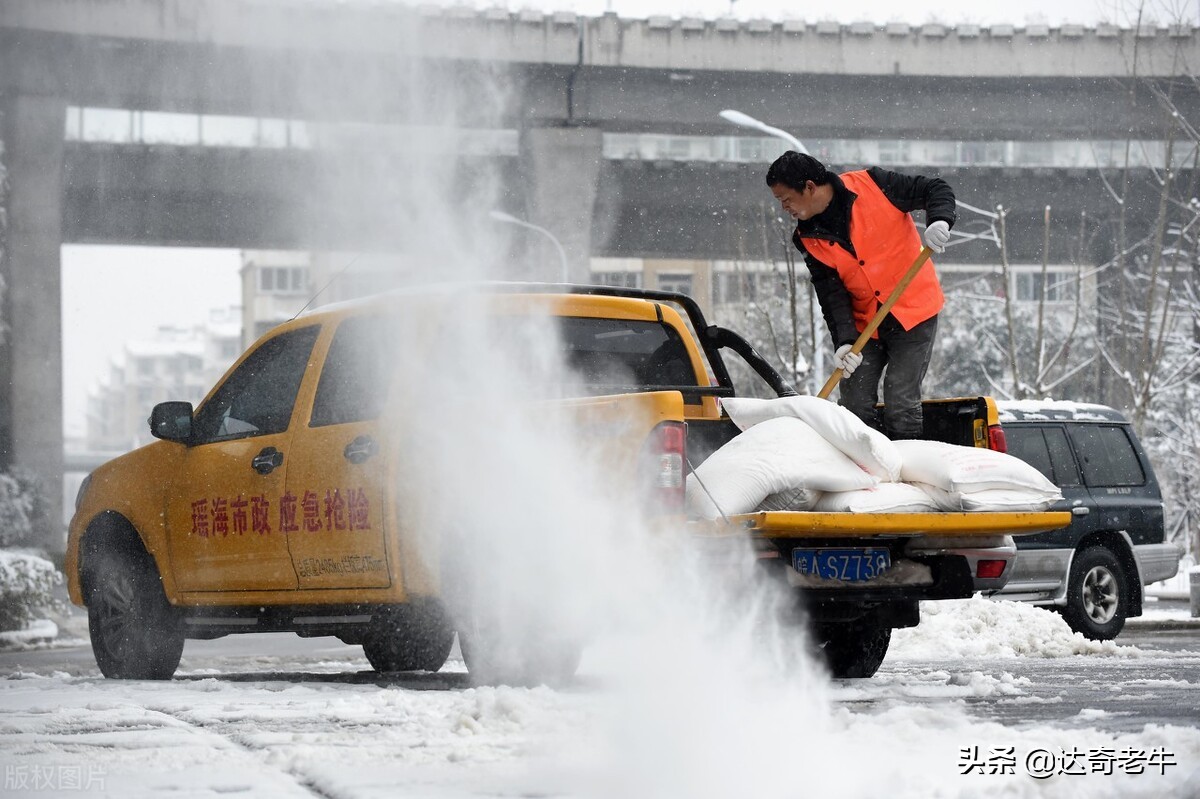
xmin=817 ymin=246 xmax=935 ymax=399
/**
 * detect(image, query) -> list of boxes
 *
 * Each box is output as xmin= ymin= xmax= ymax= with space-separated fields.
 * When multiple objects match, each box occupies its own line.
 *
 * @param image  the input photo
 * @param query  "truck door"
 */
xmin=165 ymin=325 xmax=320 ymax=592
xmin=283 ymin=315 xmax=393 ymax=589
xmin=1004 ymin=424 xmax=1091 ymax=548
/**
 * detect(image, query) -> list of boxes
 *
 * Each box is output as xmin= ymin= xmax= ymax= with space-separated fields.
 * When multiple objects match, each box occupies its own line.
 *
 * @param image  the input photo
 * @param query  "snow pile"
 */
xmin=889 ymin=597 xmax=1140 ymax=660
xmin=0 ymin=618 xmax=58 ymax=648
xmin=0 ymin=550 xmax=62 ymax=632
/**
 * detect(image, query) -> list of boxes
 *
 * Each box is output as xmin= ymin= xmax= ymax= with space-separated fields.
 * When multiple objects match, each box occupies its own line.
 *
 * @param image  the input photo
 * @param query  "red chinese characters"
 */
xmin=192 ymin=489 xmax=371 ymax=538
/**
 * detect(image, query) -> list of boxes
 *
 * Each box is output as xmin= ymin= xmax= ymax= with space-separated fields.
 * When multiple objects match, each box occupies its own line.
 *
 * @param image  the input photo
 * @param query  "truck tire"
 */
xmin=1061 ymin=545 xmax=1127 ymax=640
xmin=458 ymin=615 xmax=583 ymax=687
xmin=362 ymin=607 xmax=455 ymax=673
xmin=814 ymin=621 xmax=891 ymax=679
xmin=86 ymin=548 xmax=184 ymax=680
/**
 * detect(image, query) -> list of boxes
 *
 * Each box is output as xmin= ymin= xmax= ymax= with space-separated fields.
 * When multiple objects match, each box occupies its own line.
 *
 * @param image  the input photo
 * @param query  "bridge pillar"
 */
xmin=0 ymin=93 xmax=66 ymax=552
xmin=518 ymin=127 xmax=603 ymax=283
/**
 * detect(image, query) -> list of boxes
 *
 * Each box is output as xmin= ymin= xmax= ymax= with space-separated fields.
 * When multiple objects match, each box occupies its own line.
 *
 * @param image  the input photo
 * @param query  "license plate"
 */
xmin=792 ymin=548 xmax=892 ymax=582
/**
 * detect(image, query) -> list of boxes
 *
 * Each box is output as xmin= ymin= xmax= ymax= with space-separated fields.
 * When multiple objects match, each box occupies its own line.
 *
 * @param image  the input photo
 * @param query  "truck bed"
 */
xmin=728 ymin=510 xmax=1073 ymax=539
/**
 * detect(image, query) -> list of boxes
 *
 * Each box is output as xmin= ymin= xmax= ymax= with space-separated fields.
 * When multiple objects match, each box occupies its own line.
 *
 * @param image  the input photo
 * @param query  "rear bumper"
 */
xmin=986 ymin=547 xmax=1073 ymax=603
xmin=903 ymin=535 xmax=1018 ymax=592
xmin=1134 ymin=543 xmax=1182 ymax=585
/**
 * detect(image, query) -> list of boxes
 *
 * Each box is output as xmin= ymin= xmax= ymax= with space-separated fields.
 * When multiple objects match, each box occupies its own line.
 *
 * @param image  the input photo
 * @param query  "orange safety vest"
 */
xmin=798 ymin=170 xmax=944 ymax=335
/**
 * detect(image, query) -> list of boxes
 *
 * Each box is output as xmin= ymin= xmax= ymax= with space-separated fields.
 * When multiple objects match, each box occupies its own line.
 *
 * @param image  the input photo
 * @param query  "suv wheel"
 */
xmin=87 ymin=548 xmax=184 ymax=679
xmin=1062 ymin=545 xmax=1127 ymax=640
xmin=814 ymin=621 xmax=891 ymax=679
xmin=362 ymin=607 xmax=455 ymax=673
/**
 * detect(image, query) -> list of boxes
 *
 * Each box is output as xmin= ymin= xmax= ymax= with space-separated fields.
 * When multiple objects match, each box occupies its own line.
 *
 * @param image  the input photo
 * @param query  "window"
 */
xmin=1004 ymin=427 xmax=1055 ymax=482
xmin=257 ymin=266 xmax=308 ymax=295
xmin=559 ymin=317 xmax=696 ymax=391
xmin=1014 ymin=269 xmax=1077 ymax=303
xmin=310 ymin=317 xmax=394 ymax=427
xmin=1068 ymin=424 xmax=1145 ymax=487
xmin=191 ymin=326 xmax=319 ymax=443
xmin=1043 ymin=426 xmax=1082 ymax=486
xmin=593 ymin=271 xmax=643 ymax=289
xmin=1004 ymin=425 xmax=1084 ymax=487
xmin=657 ymin=272 xmax=693 ymax=296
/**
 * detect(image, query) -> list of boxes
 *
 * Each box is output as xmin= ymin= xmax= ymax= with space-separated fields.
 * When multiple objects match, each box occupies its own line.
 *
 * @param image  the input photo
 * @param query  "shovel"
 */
xmin=817 ymin=246 xmax=935 ymax=399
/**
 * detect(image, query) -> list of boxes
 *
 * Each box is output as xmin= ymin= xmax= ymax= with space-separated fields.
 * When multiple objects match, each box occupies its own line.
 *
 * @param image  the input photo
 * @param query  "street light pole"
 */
xmin=719 ymin=109 xmax=809 ymax=155
xmin=719 ymin=109 xmax=822 ymax=389
xmin=488 ymin=210 xmax=571 ymax=283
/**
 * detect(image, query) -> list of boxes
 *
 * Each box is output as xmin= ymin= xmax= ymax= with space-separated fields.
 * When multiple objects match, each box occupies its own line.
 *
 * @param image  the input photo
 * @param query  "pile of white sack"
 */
xmin=685 ymin=396 xmax=1063 ymax=519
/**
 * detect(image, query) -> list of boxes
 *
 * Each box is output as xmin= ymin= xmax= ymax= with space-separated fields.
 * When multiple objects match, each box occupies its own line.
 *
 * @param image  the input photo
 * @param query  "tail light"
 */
xmin=638 ymin=421 xmax=687 ymax=515
xmin=976 ymin=559 xmax=1007 ymax=579
xmin=988 ymin=424 xmax=1007 ymax=453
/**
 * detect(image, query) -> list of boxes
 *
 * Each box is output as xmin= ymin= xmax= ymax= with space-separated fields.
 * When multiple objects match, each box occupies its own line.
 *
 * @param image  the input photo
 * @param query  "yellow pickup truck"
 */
xmin=67 ymin=284 xmax=1069 ymax=683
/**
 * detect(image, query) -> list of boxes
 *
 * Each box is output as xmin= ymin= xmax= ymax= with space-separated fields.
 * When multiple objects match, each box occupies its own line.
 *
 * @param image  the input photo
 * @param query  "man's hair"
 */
xmin=765 ymin=151 xmax=831 ymax=190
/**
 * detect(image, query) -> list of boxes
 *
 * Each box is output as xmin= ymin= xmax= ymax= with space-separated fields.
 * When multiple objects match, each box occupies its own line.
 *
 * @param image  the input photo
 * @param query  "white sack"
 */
xmin=813 ymin=482 xmax=941 ymax=514
xmin=685 ymin=416 xmax=877 ymax=519
xmin=757 ymin=487 xmax=822 ymax=513
xmin=720 ymin=395 xmax=902 ymax=482
xmin=915 ymin=482 xmax=1061 ymax=512
xmin=893 ymin=439 xmax=1061 ymax=495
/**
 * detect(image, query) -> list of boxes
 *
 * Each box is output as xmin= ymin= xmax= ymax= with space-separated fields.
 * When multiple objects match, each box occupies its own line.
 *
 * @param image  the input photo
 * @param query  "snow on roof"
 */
xmin=996 ymin=399 xmax=1126 ymax=424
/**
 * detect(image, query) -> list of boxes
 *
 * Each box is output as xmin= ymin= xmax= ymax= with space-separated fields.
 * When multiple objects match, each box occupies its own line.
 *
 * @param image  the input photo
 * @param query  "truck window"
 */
xmin=1068 ymin=424 xmax=1145 ymax=487
xmin=191 ymin=326 xmax=320 ymax=443
xmin=559 ymin=317 xmax=696 ymax=392
xmin=310 ymin=316 xmax=392 ymax=427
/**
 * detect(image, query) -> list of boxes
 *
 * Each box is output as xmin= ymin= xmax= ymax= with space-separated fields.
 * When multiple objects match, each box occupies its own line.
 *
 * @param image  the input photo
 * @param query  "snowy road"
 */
xmin=2 ymin=600 xmax=1199 ymax=798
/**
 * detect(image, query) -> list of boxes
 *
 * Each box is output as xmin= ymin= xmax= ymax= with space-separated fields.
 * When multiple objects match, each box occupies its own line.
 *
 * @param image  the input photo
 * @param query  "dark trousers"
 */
xmin=838 ymin=314 xmax=938 ymax=440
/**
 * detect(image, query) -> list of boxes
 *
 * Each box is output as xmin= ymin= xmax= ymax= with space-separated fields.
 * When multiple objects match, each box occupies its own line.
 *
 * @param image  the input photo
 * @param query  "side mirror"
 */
xmin=149 ymin=401 xmax=194 ymax=443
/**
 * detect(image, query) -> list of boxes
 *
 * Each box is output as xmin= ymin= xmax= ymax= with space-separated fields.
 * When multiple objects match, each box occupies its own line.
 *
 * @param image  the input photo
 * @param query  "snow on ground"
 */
xmin=3 ymin=597 xmax=1199 ymax=798
xmin=889 ymin=597 xmax=1142 ymax=660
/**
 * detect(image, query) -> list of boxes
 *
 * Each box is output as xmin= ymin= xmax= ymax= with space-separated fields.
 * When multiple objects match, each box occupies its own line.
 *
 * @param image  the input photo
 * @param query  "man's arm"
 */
xmin=867 ymin=166 xmax=957 ymax=228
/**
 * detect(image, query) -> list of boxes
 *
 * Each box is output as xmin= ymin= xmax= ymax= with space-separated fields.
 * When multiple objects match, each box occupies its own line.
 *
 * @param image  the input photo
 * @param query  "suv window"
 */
xmin=1007 ymin=425 xmax=1084 ymax=487
xmin=310 ymin=316 xmax=393 ymax=427
xmin=560 ymin=317 xmax=696 ymax=390
xmin=192 ymin=326 xmax=319 ymax=443
xmin=1005 ymin=427 xmax=1055 ymax=481
xmin=1042 ymin=426 xmax=1082 ymax=486
xmin=1068 ymin=424 xmax=1145 ymax=487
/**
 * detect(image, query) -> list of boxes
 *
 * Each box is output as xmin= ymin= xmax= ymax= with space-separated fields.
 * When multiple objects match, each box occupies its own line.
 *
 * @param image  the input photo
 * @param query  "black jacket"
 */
xmin=794 ymin=167 xmax=956 ymax=347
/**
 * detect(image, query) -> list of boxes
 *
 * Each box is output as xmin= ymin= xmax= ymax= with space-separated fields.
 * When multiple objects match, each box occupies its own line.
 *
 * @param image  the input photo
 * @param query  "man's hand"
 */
xmin=924 ymin=220 xmax=951 ymax=253
xmin=834 ymin=344 xmax=863 ymax=376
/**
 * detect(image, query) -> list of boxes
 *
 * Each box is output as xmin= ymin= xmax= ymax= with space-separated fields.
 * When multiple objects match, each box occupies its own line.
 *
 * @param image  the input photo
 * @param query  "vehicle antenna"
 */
xmin=290 ymin=254 xmax=361 ymax=321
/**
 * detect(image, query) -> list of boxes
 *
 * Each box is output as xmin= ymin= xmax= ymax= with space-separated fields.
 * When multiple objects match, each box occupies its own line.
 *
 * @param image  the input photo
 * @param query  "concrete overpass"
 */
xmin=3 ymin=0 xmax=1199 ymax=547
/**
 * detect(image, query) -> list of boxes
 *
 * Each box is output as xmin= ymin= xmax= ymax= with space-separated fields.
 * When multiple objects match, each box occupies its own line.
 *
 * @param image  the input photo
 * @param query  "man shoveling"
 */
xmin=765 ymin=151 xmax=956 ymax=440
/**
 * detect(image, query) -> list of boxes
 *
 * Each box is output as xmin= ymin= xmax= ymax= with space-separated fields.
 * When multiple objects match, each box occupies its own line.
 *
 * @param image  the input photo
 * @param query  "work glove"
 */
xmin=924 ymin=220 xmax=951 ymax=253
xmin=834 ymin=344 xmax=863 ymax=376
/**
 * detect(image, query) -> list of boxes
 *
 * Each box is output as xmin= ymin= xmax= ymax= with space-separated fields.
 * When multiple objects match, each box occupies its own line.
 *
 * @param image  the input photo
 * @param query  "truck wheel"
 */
xmin=86 ymin=548 xmax=184 ymax=680
xmin=457 ymin=609 xmax=583 ymax=687
xmin=814 ymin=621 xmax=891 ymax=679
xmin=362 ymin=608 xmax=455 ymax=673
xmin=1062 ymin=545 xmax=1127 ymax=640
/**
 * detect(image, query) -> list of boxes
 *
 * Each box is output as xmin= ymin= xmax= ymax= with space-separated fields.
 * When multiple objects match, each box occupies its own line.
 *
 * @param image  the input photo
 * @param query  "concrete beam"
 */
xmin=3 ymin=0 xmax=1199 ymax=79
xmin=60 ymin=143 xmax=1173 ymax=266
xmin=518 ymin=128 xmax=603 ymax=282
xmin=0 ymin=93 xmax=66 ymax=552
